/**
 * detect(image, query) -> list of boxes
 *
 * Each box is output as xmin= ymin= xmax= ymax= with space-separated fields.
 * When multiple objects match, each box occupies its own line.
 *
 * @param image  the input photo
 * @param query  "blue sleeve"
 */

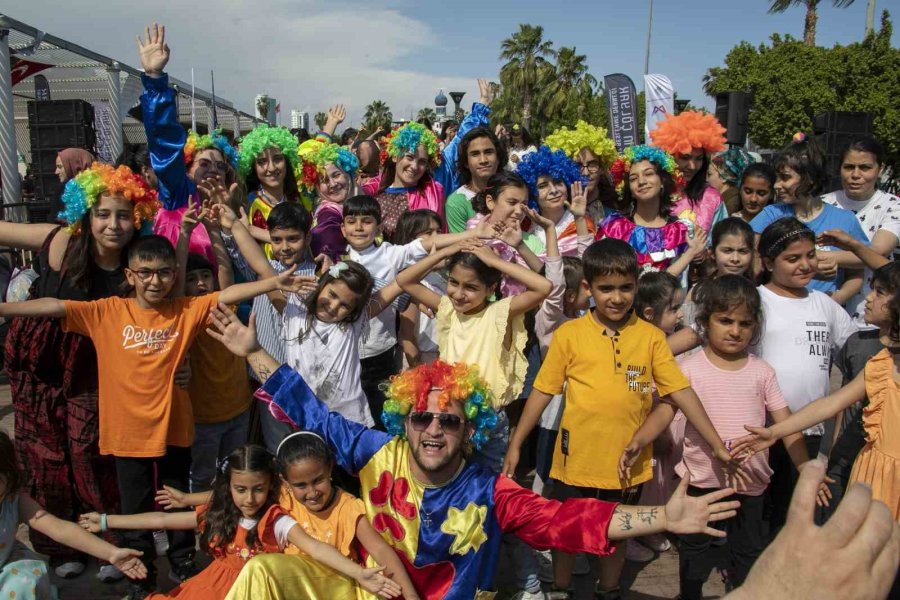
xmin=749 ymin=205 xmax=780 ymax=234
xmin=433 ymin=102 xmax=490 ymax=198
xmin=141 ymin=73 xmax=196 ymax=211
xmin=258 ymin=365 xmax=392 ymax=474
xmin=845 ymin=213 xmax=870 ymax=245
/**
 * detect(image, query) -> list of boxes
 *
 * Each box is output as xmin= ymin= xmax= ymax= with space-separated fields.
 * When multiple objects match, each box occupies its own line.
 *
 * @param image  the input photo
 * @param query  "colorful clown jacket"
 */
xmin=259 ymin=365 xmax=619 ymax=600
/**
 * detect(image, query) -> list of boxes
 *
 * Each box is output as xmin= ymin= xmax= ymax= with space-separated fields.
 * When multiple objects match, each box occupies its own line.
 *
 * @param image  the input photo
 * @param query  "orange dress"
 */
xmin=149 ymin=504 xmax=287 ymax=599
xmin=850 ymin=349 xmax=900 ymax=520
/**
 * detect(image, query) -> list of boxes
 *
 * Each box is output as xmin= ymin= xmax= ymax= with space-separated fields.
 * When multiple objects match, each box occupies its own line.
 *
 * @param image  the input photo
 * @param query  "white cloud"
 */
xmin=9 ymin=1 xmax=483 ymax=125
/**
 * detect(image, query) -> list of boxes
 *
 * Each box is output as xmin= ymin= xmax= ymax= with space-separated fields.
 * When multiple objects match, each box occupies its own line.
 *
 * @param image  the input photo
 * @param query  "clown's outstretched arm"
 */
xmin=137 ymin=23 xmax=191 ymax=211
xmin=205 ymin=305 xmax=391 ymax=474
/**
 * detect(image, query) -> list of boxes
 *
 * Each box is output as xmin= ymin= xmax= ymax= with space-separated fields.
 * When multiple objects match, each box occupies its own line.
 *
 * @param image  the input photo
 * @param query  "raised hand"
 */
xmin=358 ymin=565 xmax=403 ymax=598
xmin=275 ymin=265 xmax=318 ymax=296
xmin=524 ymin=206 xmax=554 ymax=232
xmin=197 ymin=178 xmax=239 ymax=208
xmin=498 ymin=221 xmax=523 ymax=249
xmin=566 ymin=181 xmax=588 ymax=219
xmin=180 ymin=205 xmax=207 ymax=237
xmin=78 ymin=512 xmax=102 ymax=533
xmin=135 ymin=23 xmax=170 ymax=77
xmin=664 ymin=473 xmax=740 ymax=537
xmin=108 ymin=548 xmax=147 ymax=580
xmin=327 ymin=104 xmax=346 ymax=126
xmin=313 ymin=253 xmax=332 ymax=277
xmin=472 ymin=218 xmax=504 ymax=240
xmin=155 ymin=485 xmax=189 ymax=510
xmin=478 ymin=78 xmax=494 ymax=106
xmin=206 ymin=305 xmax=261 ymax=357
xmin=618 ymin=440 xmax=641 ymax=483
xmin=210 ymin=202 xmax=238 ymax=231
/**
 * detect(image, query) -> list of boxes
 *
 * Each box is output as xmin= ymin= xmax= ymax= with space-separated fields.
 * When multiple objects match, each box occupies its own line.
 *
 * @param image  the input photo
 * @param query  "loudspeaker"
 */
xmin=813 ymin=111 xmax=874 ymax=192
xmin=714 ymin=92 xmax=751 ymax=146
xmin=27 ymin=100 xmax=97 ymax=206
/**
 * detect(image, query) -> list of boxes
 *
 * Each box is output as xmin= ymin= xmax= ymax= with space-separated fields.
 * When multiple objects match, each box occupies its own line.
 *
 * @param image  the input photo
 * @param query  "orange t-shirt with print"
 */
xmin=63 ymin=293 xmax=220 ymax=458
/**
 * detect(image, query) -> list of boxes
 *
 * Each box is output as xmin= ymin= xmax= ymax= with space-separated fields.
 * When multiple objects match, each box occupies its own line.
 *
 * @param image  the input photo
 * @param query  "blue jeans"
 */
xmin=190 ymin=410 xmax=250 ymax=492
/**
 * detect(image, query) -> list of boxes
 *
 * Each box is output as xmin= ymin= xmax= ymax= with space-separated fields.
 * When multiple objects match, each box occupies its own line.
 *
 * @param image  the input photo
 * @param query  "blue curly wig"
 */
xmin=514 ymin=145 xmax=584 ymax=208
xmin=381 ymin=361 xmax=498 ymax=451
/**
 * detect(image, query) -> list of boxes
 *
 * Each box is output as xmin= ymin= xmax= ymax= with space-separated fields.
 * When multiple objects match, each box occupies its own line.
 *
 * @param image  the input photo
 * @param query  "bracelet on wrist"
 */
xmin=100 ymin=513 xmax=108 ymax=532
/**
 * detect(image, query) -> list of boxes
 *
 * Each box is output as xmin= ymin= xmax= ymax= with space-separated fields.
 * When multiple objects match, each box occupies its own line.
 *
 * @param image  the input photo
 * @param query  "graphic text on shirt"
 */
xmin=122 ymin=324 xmax=180 ymax=355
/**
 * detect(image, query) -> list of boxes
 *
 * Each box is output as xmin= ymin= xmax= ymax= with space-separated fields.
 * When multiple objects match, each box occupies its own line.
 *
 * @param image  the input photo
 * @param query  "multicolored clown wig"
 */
xmin=382 ymin=361 xmax=498 ymax=451
xmin=514 ymin=145 xmax=583 ymax=207
xmin=608 ymin=145 xmax=684 ymax=197
xmin=711 ymin=147 xmax=752 ymax=187
xmin=380 ymin=122 xmax=441 ymax=168
xmin=649 ymin=110 xmax=726 ymax=156
xmin=297 ymin=139 xmax=360 ymax=195
xmin=237 ymin=124 xmax=300 ymax=179
xmin=183 ymin=129 xmax=239 ymax=171
xmin=544 ymin=120 xmax=618 ymax=170
xmin=59 ymin=163 xmax=159 ymax=233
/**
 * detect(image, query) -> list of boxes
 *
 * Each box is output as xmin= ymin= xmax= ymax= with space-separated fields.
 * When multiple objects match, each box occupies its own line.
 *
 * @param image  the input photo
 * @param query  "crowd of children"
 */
xmin=0 ymin=19 xmax=898 ymax=600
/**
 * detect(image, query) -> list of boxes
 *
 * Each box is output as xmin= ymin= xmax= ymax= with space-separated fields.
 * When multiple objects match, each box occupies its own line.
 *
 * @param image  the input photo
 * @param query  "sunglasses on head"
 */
xmin=408 ymin=411 xmax=463 ymax=433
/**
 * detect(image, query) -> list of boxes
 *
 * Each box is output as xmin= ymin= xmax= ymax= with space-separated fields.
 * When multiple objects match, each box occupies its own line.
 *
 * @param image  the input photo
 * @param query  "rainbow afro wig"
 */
xmin=237 ymin=124 xmax=300 ymax=179
xmin=381 ymin=122 xmax=441 ymax=168
xmin=514 ymin=145 xmax=584 ymax=206
xmin=183 ymin=129 xmax=239 ymax=171
xmin=297 ymin=139 xmax=360 ymax=195
xmin=382 ymin=360 xmax=498 ymax=451
xmin=59 ymin=162 xmax=159 ymax=233
xmin=649 ymin=110 xmax=726 ymax=156
xmin=545 ymin=120 xmax=618 ymax=170
xmin=609 ymin=145 xmax=684 ymax=197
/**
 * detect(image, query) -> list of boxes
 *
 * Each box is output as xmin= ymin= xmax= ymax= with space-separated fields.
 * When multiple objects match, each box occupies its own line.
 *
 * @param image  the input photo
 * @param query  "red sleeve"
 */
xmin=493 ymin=476 xmax=617 ymax=555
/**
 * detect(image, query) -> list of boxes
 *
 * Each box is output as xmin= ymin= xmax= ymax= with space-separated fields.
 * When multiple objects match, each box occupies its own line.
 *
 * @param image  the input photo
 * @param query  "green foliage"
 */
xmin=364 ymin=100 xmax=393 ymax=132
xmin=704 ymin=10 xmax=899 ymax=173
xmin=416 ymin=107 xmax=437 ymax=123
xmin=314 ymin=111 xmax=327 ymax=130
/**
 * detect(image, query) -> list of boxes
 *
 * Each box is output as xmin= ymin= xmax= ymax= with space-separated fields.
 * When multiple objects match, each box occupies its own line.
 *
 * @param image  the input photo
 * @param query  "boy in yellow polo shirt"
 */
xmin=504 ymin=238 xmax=737 ymax=600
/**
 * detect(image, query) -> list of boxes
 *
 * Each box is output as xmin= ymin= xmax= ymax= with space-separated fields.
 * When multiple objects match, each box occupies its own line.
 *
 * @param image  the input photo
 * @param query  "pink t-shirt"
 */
xmin=675 ymin=350 xmax=787 ymax=496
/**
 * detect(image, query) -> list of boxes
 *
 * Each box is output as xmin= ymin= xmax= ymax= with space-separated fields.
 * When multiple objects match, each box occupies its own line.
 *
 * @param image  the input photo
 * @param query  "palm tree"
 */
xmin=499 ymin=24 xmax=555 ymax=128
xmin=417 ymin=107 xmax=437 ymax=123
xmin=314 ymin=111 xmax=327 ymax=130
xmin=768 ymin=0 xmax=857 ymax=46
xmin=539 ymin=46 xmax=598 ymax=122
xmin=364 ymin=100 xmax=392 ymax=132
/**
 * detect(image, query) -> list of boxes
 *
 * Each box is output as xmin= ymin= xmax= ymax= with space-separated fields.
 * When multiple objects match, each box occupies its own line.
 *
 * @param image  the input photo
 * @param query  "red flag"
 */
xmin=10 ymin=58 xmax=53 ymax=86
xmin=275 ymin=103 xmax=281 ymax=114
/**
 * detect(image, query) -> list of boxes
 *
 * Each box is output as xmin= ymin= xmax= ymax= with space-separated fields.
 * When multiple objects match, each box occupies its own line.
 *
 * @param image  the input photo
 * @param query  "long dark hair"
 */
xmin=297 ymin=261 xmax=373 ymax=340
xmin=394 ymin=209 xmax=442 ymax=246
xmin=198 ymin=445 xmax=280 ymax=556
xmin=245 ymin=155 xmax=301 ymax=203
xmin=377 ymin=155 xmax=433 ymax=195
xmin=682 ymin=153 xmax=711 ymax=204
xmin=276 ymin=432 xmax=335 ymax=476
xmin=65 ymin=208 xmax=134 ymax=294
xmin=621 ymin=162 xmax=678 ymax=219
xmin=472 ymin=172 xmax=529 ymax=215
xmin=0 ymin=431 xmax=22 ymax=503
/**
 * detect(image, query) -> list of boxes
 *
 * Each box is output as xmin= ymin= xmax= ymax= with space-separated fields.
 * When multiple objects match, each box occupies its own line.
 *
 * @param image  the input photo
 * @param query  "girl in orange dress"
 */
xmin=79 ymin=444 xmax=402 ymax=599
xmin=734 ymin=279 xmax=900 ymax=519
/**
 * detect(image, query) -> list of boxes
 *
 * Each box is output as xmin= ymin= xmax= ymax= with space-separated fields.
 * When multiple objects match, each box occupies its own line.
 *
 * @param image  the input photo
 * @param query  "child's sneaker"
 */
xmin=625 ymin=539 xmax=655 ymax=562
xmin=595 ymin=585 xmax=623 ymax=600
xmin=641 ymin=533 xmax=672 ymax=552
xmin=53 ymin=560 xmax=85 ymax=579
xmin=546 ymin=586 xmax=573 ymax=600
xmin=511 ymin=589 xmax=546 ymax=600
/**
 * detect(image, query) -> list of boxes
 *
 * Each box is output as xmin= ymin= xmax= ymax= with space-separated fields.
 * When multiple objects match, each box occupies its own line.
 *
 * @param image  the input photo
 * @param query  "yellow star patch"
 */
xmin=440 ymin=502 xmax=488 ymax=556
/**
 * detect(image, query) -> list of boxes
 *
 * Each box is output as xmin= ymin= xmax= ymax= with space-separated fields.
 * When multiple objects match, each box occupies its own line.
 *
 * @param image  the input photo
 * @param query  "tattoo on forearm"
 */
xmin=637 ymin=508 xmax=658 ymax=525
xmin=251 ymin=357 xmax=271 ymax=383
xmin=614 ymin=507 xmax=633 ymax=531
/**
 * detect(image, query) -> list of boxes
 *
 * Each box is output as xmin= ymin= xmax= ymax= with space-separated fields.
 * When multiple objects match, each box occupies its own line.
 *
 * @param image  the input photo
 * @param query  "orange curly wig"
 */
xmin=650 ymin=111 xmax=727 ymax=156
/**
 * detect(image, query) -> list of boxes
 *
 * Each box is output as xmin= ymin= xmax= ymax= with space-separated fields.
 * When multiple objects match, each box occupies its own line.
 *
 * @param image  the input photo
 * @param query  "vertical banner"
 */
xmin=644 ymin=73 xmax=674 ymax=141
xmin=603 ymin=73 xmax=638 ymax=152
xmin=91 ymin=101 xmax=114 ymax=164
xmin=33 ymin=74 xmax=51 ymax=101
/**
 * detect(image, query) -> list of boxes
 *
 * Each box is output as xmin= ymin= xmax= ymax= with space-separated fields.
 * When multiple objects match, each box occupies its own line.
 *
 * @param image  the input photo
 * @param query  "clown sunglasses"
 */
xmin=408 ymin=411 xmax=463 ymax=433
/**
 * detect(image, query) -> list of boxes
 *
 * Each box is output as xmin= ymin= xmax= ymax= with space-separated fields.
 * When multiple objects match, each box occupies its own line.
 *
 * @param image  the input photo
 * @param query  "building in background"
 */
xmin=435 ymin=89 xmax=447 ymax=122
xmin=255 ymin=94 xmax=277 ymax=126
xmin=290 ymin=109 xmax=309 ymax=130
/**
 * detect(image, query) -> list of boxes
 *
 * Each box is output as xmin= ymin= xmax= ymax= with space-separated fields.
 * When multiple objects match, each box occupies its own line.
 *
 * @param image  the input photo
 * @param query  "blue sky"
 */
xmin=9 ymin=0 xmax=894 ymax=126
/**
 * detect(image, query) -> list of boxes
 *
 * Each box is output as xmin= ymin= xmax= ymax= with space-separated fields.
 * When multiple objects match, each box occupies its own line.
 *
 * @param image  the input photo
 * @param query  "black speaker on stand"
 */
xmin=813 ymin=111 xmax=874 ymax=192
xmin=714 ymin=92 xmax=751 ymax=146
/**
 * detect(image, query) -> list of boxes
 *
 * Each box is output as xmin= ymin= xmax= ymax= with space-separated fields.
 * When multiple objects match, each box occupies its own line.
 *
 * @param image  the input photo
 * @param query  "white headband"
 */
xmin=276 ymin=430 xmax=327 ymax=457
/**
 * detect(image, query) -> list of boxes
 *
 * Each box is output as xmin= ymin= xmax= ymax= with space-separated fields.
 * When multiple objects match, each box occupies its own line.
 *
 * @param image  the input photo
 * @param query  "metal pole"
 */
xmin=865 ymin=0 xmax=876 ymax=36
xmin=107 ymin=63 xmax=123 ymax=162
xmin=0 ymin=29 xmax=21 ymax=214
xmin=232 ymin=110 xmax=241 ymax=139
xmin=643 ymin=0 xmax=653 ymax=75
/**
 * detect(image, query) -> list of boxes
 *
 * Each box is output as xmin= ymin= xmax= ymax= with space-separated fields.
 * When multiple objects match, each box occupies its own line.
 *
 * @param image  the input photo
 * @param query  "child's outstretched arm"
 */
xmin=20 ymin=494 xmax=147 ymax=580
xmin=207 ymin=307 xmax=281 ymax=384
xmin=618 ymin=402 xmax=678 ymax=482
xmin=155 ymin=485 xmax=213 ymax=510
xmin=428 ymin=217 xmax=501 ymax=249
xmin=817 ymin=228 xmax=889 ymax=270
xmin=217 ymin=264 xmax=317 ymax=307
xmin=0 ymin=297 xmax=66 ymax=319
xmin=79 ymin=509 xmax=198 ymax=532
xmin=197 ymin=193 xmax=235 ymax=289
xmin=732 ymin=372 xmax=867 ymax=458
xmin=367 ymin=279 xmax=406 ymax=319
xmin=666 ymin=228 xmax=708 ymax=278
xmin=395 ymin=244 xmax=460 ymax=314
xmin=467 ymin=243 xmax=552 ymax=316
xmin=354 ymin=517 xmax=421 ymax=600
xmin=667 ymin=326 xmax=702 ymax=356
xmin=284 ymin=524 xmax=402 ymax=598
xmin=176 ymin=204 xmax=209 ymax=298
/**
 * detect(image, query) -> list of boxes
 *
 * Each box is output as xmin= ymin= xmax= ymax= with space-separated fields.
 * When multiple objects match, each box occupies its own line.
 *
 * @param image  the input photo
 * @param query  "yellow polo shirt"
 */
xmin=534 ymin=312 xmax=689 ymax=489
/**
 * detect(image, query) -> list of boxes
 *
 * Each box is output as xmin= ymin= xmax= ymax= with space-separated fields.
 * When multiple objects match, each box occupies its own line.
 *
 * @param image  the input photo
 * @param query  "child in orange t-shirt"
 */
xmin=0 ymin=233 xmax=312 ymax=595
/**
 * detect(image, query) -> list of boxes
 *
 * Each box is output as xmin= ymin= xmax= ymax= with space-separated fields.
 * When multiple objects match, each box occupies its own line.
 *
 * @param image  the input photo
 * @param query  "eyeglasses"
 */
xmin=408 ymin=411 xmax=463 ymax=433
xmin=128 ymin=267 xmax=176 ymax=282
xmin=578 ymin=160 xmax=601 ymax=173
xmin=197 ymin=158 xmax=227 ymax=173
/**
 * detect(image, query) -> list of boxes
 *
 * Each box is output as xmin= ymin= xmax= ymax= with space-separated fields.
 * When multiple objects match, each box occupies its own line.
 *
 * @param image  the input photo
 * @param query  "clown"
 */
xmin=545 ymin=120 xmax=620 ymax=222
xmin=203 ymin=310 xmax=743 ymax=600
xmin=515 ymin=145 xmax=595 ymax=257
xmin=138 ymin=25 xmax=239 ymax=269
xmin=238 ymin=124 xmax=303 ymax=259
xmin=297 ymin=139 xmax=360 ymax=261
xmin=597 ymin=145 xmax=705 ymax=275
xmin=650 ymin=110 xmax=728 ymax=234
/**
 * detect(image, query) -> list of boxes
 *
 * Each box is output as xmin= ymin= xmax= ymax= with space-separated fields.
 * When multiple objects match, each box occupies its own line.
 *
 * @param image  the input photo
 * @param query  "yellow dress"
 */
xmin=435 ymin=296 xmax=528 ymax=409
xmin=248 ymin=193 xmax=276 ymax=259
xmin=850 ymin=348 xmax=900 ymax=520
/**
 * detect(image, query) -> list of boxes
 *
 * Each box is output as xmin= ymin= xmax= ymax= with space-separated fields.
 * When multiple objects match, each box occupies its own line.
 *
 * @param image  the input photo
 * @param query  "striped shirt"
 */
xmin=224 ymin=234 xmax=316 ymax=373
xmin=675 ymin=350 xmax=787 ymax=496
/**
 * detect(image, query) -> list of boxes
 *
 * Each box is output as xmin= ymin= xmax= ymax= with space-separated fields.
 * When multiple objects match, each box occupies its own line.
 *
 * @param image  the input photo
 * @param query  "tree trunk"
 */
xmin=804 ymin=0 xmax=818 ymax=46
xmin=523 ymin=90 xmax=532 ymax=128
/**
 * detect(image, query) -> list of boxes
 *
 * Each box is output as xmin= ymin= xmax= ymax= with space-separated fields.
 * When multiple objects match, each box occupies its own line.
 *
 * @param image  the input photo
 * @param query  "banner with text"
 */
xmin=604 ymin=73 xmax=638 ymax=151
xmin=644 ymin=73 xmax=674 ymax=141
